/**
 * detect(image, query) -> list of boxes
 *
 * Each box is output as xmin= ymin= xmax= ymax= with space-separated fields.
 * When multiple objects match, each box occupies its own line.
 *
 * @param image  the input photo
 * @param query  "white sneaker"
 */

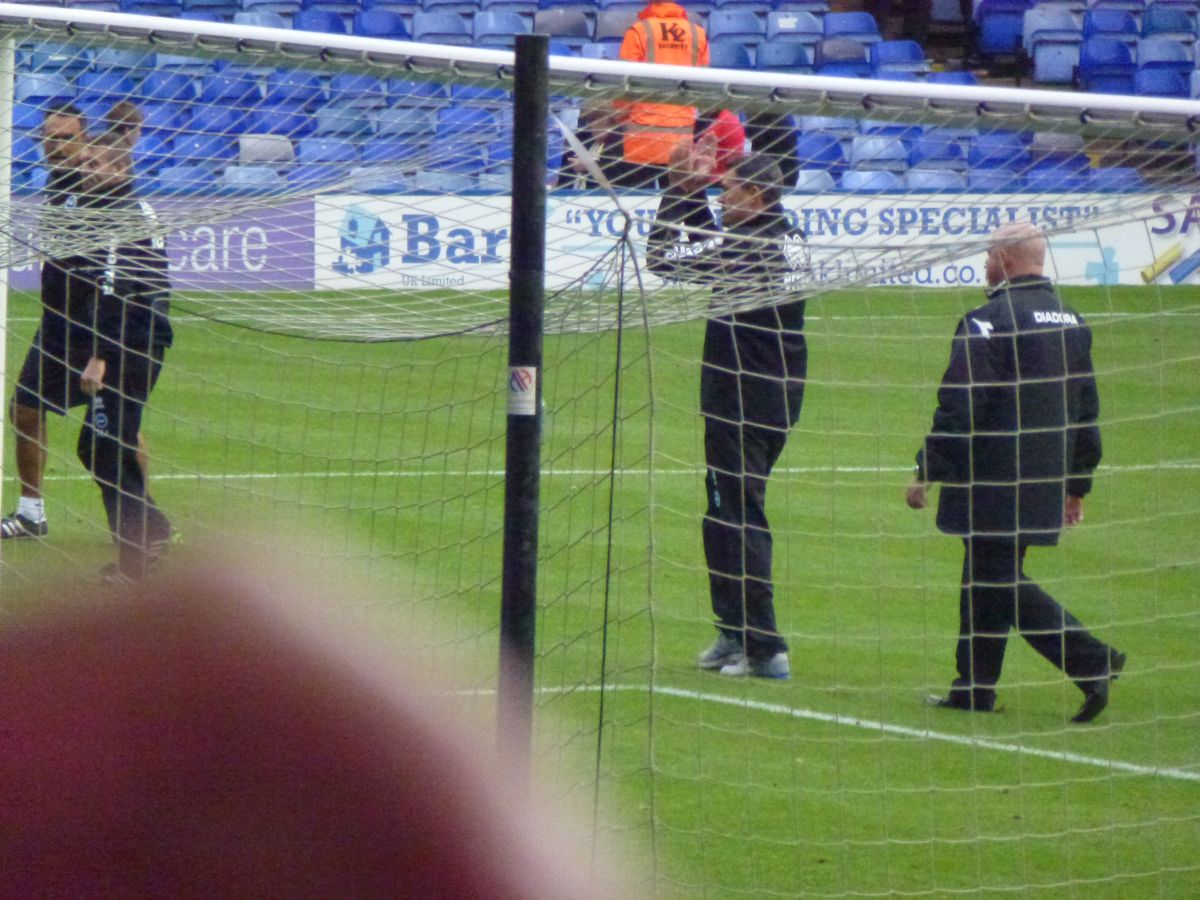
xmin=719 ymin=652 xmax=790 ymax=680
xmin=697 ymin=633 xmax=745 ymax=670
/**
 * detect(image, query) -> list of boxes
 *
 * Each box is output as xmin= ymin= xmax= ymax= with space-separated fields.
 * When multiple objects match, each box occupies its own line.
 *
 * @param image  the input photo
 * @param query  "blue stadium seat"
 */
xmin=77 ymin=71 xmax=137 ymax=103
xmin=155 ymin=164 xmax=217 ymax=195
xmin=361 ymin=0 xmax=421 ymax=12
xmin=14 ymin=166 xmax=50 ymax=197
xmin=222 ymin=165 xmax=286 ymax=193
xmin=232 ymin=10 xmax=292 ymax=27
xmin=313 ymin=104 xmax=373 ymax=134
xmin=424 ymin=139 xmax=486 ymax=173
xmin=870 ymin=39 xmax=930 ymax=73
xmin=1137 ymin=36 xmax=1192 ymax=72
xmin=252 ymin=103 xmax=315 ymax=135
xmin=839 ymin=169 xmax=902 ymax=191
xmin=597 ymin=0 xmax=645 ymax=11
xmin=874 ymin=70 xmax=922 ymax=81
xmin=549 ymin=40 xmax=584 ymax=54
xmin=13 ymin=103 xmax=45 ymax=133
xmin=1082 ymin=9 xmax=1139 ymax=47
xmin=793 ymin=169 xmax=836 ymax=192
xmin=181 ymin=2 xmax=239 ymax=17
xmin=1089 ymin=165 xmax=1145 ymax=191
xmin=328 ymin=74 xmax=388 ymax=106
xmin=858 ymin=118 xmax=921 ymax=141
xmin=1023 ymin=161 xmax=1089 ymax=191
xmin=594 ymin=9 xmax=635 ymax=42
xmin=848 ymin=136 xmax=908 ymax=171
xmin=1077 ymin=37 xmax=1136 ymax=92
xmin=121 ymin=0 xmax=184 ymax=14
xmin=756 ymin=42 xmax=812 ymax=71
xmin=708 ymin=10 xmax=767 ymax=47
xmin=423 ymin=0 xmax=480 ymax=13
xmin=1024 ymin=6 xmax=1082 ymax=82
xmin=436 ymin=105 xmax=501 ymax=141
xmin=713 ymin=0 xmax=771 ymax=14
xmin=1192 ymin=68 xmax=1200 ymax=97
xmin=411 ymin=11 xmax=472 ymax=44
xmin=798 ymin=114 xmax=857 ymax=136
xmin=294 ymin=8 xmax=347 ymax=31
xmin=926 ymin=70 xmax=979 ymax=84
xmin=173 ymin=133 xmax=239 ymax=165
xmin=582 ymin=41 xmax=623 ymax=59
xmin=814 ymin=37 xmax=870 ymax=75
xmin=909 ymin=134 xmax=968 ymax=170
xmin=1142 ymin=5 xmax=1196 ymax=44
xmin=264 ymin=71 xmax=324 ymax=105
xmin=710 ymin=40 xmax=754 ymax=67
xmin=976 ymin=0 xmax=1033 ymax=57
xmin=20 ymin=42 xmax=89 ymax=74
xmin=481 ymin=0 xmax=538 ymax=13
xmin=191 ymin=105 xmax=255 ymax=134
xmin=243 ymin=0 xmax=302 ymax=10
xmin=450 ymin=83 xmax=510 ymax=104
xmin=68 ymin=0 xmax=123 ymax=12
xmin=90 ymin=48 xmax=156 ymax=71
xmin=360 ymin=135 xmax=427 ymax=165
xmin=290 ymin=163 xmax=352 ymax=190
xmin=132 ymin=134 xmax=171 ymax=175
xmin=200 ymin=69 xmax=263 ymax=103
xmin=301 ymin=0 xmax=361 ymax=11
xmin=12 ymin=136 xmax=41 ymax=173
xmin=968 ymin=132 xmax=1031 ymax=169
xmin=387 ymin=79 xmax=451 ymax=107
xmin=823 ymin=11 xmax=882 ymax=43
xmin=474 ymin=10 xmax=533 ymax=46
xmin=905 ymin=169 xmax=967 ymax=191
xmin=297 ymin=136 xmax=359 ymax=163
xmin=1134 ymin=66 xmax=1189 ymax=94
xmin=793 ymin=133 xmax=845 ymax=170
xmin=968 ymin=168 xmax=1021 ymax=191
xmin=140 ymin=103 xmax=192 ymax=135
xmin=766 ymin=11 xmax=822 ymax=46
xmin=15 ymin=73 xmax=74 ymax=103
xmin=773 ymin=0 xmax=830 ymax=11
xmin=377 ymin=106 xmax=437 ymax=134
xmin=353 ymin=9 xmax=411 ymax=36
xmin=141 ymin=71 xmax=199 ymax=103
xmin=533 ymin=9 xmax=591 ymax=48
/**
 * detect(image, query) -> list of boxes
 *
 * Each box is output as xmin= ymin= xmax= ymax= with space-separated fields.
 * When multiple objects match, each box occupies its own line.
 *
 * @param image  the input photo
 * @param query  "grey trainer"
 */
xmin=697 ymin=633 xmax=745 ymax=670
xmin=720 ymin=652 xmax=790 ymax=680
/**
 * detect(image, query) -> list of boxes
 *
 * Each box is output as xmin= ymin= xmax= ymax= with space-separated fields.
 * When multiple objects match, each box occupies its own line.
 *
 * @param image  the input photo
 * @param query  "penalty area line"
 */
xmin=600 ymin=684 xmax=1200 ymax=784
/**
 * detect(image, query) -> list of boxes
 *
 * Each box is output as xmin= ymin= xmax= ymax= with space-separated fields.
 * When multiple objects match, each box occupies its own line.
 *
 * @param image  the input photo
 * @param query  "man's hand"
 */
xmin=1064 ymin=494 xmax=1084 ymax=527
xmin=905 ymin=479 xmax=928 ymax=510
xmin=81 ymin=357 xmax=106 ymax=396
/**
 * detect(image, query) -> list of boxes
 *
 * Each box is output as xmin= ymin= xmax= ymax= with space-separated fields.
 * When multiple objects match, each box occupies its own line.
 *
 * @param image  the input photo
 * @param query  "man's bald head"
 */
xmin=986 ymin=222 xmax=1047 ymax=286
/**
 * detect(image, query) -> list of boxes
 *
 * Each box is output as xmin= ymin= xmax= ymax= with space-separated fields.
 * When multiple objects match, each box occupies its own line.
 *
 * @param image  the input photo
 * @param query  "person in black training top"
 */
xmin=647 ymin=141 xmax=810 ymax=680
xmin=908 ymin=222 xmax=1125 ymax=724
xmin=2 ymin=103 xmax=93 ymax=540
xmin=76 ymin=129 xmax=174 ymax=582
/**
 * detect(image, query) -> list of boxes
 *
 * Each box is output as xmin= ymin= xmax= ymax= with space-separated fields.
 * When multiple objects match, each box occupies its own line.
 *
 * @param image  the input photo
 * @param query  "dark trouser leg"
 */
xmin=77 ymin=357 xmax=169 ymax=578
xmin=959 ymin=0 xmax=977 ymax=58
xmin=702 ymin=419 xmax=788 ymax=659
xmin=951 ymin=535 xmax=1114 ymax=707
xmin=950 ymin=536 xmax=1018 ymax=710
xmin=900 ymin=0 xmax=932 ymax=45
xmin=1012 ymin=551 xmax=1113 ymax=686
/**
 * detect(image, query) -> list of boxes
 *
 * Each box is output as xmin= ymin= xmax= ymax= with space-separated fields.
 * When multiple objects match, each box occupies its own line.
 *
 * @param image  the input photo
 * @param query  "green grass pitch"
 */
xmin=3 ymin=284 xmax=1198 ymax=897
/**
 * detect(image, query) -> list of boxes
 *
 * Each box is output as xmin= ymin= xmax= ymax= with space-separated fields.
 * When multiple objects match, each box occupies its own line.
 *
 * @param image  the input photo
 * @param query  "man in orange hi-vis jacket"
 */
xmin=619 ymin=1 xmax=710 ymax=187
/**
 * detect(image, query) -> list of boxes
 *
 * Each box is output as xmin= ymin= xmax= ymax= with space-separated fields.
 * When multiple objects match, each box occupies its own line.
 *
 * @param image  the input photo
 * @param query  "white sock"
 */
xmin=17 ymin=496 xmax=45 ymax=523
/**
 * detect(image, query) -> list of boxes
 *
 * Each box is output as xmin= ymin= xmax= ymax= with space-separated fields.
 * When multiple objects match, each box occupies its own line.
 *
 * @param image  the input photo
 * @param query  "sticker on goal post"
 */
xmin=507 ymin=367 xmax=538 ymax=416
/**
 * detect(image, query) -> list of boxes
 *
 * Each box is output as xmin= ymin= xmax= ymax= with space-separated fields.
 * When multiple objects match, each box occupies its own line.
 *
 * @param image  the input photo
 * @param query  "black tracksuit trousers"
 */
xmin=703 ymin=418 xmax=789 ymax=660
xmin=950 ymin=536 xmax=1114 ymax=710
xmin=77 ymin=354 xmax=171 ymax=578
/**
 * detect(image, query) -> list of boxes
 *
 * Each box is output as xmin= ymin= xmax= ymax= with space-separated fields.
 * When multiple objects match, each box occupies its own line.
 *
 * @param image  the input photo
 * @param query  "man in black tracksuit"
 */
xmin=908 ymin=223 xmax=1125 ymax=723
xmin=646 ymin=146 xmax=809 ymax=679
xmin=3 ymin=103 xmax=94 ymax=540
xmin=76 ymin=131 xmax=174 ymax=581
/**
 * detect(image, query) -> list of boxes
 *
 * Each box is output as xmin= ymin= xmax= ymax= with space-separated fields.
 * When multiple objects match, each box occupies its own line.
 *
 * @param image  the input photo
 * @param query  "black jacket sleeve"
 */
xmin=1067 ymin=327 xmax=1103 ymax=497
xmin=645 ymin=185 xmax=728 ymax=283
xmin=916 ymin=317 xmax=996 ymax=484
xmin=91 ymin=238 xmax=171 ymax=362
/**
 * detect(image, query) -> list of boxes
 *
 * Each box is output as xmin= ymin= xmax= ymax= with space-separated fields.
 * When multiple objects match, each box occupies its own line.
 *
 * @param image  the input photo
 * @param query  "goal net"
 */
xmin=0 ymin=3 xmax=1197 ymax=895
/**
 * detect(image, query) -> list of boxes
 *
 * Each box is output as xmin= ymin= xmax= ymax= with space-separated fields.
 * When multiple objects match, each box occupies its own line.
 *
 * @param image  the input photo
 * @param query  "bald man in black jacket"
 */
xmin=908 ymin=223 xmax=1125 ymax=723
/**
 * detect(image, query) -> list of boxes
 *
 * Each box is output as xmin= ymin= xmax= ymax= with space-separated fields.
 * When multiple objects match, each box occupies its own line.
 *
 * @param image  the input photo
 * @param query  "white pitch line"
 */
xmin=32 ymin=460 xmax=1200 ymax=484
xmin=572 ymin=683 xmax=1200 ymax=784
